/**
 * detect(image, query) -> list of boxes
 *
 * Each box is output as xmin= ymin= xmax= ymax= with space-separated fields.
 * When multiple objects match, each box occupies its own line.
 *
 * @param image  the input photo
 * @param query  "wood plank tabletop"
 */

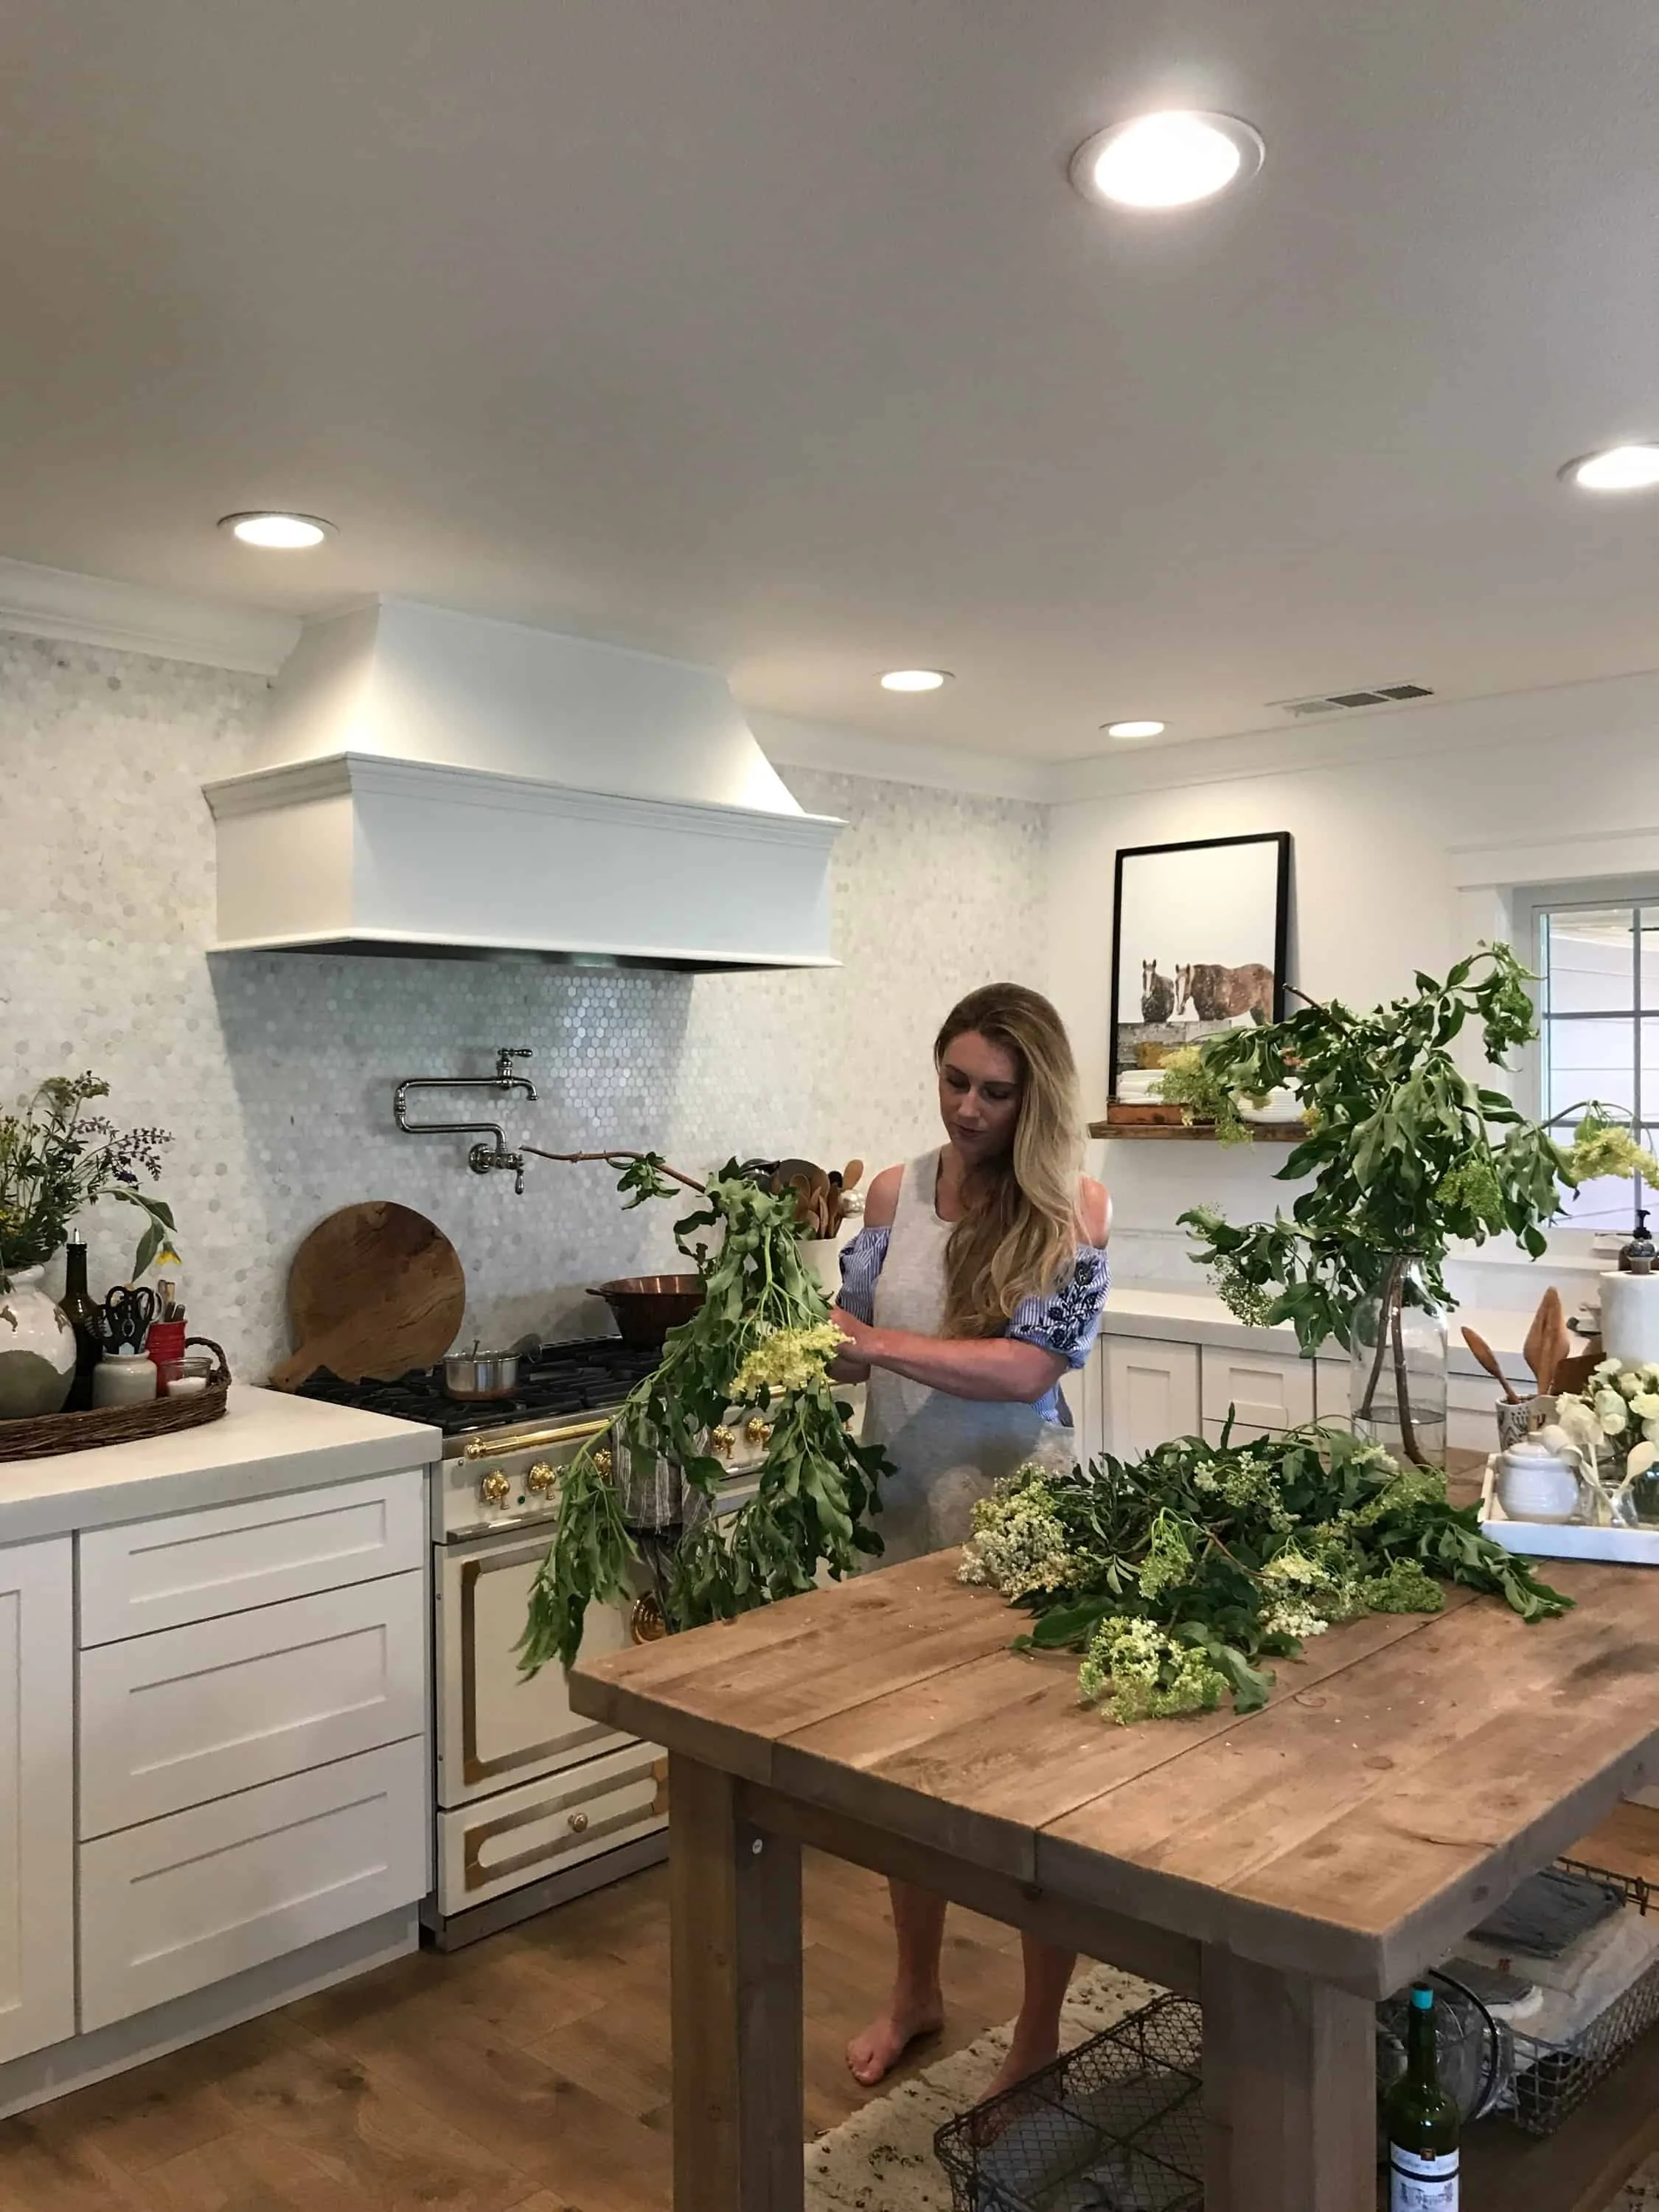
xmin=571 ymin=1548 xmax=1659 ymax=1998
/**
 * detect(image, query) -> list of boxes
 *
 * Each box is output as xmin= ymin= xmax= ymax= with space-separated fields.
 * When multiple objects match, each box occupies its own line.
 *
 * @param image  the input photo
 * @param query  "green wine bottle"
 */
xmin=1385 ymin=1983 xmax=1460 ymax=2210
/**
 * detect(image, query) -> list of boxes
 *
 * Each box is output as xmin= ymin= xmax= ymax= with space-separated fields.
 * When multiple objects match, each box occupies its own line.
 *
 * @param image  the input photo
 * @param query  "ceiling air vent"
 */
xmin=1270 ymin=681 xmax=1434 ymax=720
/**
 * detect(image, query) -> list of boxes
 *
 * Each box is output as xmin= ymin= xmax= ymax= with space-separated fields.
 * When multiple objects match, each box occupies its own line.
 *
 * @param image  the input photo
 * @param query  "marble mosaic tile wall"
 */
xmin=0 ymin=627 xmax=1048 ymax=1377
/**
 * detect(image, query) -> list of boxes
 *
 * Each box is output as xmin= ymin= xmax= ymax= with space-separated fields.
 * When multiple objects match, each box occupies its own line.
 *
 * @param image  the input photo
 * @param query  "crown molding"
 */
xmin=748 ymin=708 xmax=1055 ymax=803
xmin=1046 ymin=664 xmax=1659 ymax=804
xmin=0 ymin=554 xmax=300 ymax=675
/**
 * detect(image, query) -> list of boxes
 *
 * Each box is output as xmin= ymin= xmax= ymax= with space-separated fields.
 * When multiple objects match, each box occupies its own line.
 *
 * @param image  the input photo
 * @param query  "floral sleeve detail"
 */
xmin=1008 ymin=1248 xmax=1111 ymax=1368
xmin=836 ymin=1225 xmax=891 ymax=1324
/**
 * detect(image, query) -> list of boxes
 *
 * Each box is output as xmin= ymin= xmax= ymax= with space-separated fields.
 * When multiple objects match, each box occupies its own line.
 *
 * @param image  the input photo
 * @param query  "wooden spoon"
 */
xmin=841 ymin=1158 xmax=865 ymax=1192
xmin=1524 ymin=1287 xmax=1571 ymax=1397
xmin=1461 ymin=1326 xmax=1520 ymax=1404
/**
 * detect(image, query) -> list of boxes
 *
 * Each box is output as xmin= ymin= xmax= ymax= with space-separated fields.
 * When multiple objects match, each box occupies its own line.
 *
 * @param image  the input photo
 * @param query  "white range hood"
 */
xmin=203 ymin=598 xmax=842 ymax=970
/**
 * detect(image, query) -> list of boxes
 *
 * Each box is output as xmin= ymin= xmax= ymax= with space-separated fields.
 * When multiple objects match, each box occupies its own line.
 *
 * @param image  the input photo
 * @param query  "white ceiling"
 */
xmin=4 ymin=0 xmax=1659 ymax=760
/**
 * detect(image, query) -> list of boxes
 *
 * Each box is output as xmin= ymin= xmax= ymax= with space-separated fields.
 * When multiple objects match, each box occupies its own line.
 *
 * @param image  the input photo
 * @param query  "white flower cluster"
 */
xmin=728 ymin=1322 xmax=845 ymax=1402
xmin=1558 ymin=1359 xmax=1659 ymax=1484
xmin=957 ymin=1474 xmax=1074 ymax=1601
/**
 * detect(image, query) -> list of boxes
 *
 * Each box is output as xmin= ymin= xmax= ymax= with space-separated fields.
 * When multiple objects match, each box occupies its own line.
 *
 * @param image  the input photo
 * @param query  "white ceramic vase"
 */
xmin=0 ymin=1264 xmax=76 ymax=1419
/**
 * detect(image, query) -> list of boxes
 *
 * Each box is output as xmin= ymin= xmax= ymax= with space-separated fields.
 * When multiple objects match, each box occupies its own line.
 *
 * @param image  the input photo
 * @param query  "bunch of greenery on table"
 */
xmin=1171 ymin=945 xmax=1659 ymax=1458
xmin=518 ymin=1156 xmax=892 ymax=1676
xmin=958 ymin=1424 xmax=1570 ymax=1725
xmin=0 ymin=1073 xmax=175 ymax=1287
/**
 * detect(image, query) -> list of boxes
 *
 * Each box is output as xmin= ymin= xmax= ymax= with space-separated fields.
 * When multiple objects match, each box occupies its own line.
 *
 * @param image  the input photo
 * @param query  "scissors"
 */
xmin=100 ymin=1285 xmax=156 ymax=1351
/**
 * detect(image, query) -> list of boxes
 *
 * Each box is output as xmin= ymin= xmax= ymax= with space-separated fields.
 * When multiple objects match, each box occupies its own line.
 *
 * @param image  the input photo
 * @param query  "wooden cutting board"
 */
xmin=268 ymin=1202 xmax=466 ymax=1391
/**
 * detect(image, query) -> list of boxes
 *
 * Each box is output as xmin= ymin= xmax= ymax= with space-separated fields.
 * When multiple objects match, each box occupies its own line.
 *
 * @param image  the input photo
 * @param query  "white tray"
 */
xmin=1479 ymin=1461 xmax=1659 ymax=1565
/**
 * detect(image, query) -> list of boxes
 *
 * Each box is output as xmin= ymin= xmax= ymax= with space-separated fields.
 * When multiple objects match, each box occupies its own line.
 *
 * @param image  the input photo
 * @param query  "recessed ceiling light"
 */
xmin=218 ymin=511 xmax=336 ymax=549
xmin=1559 ymin=445 xmax=1659 ymax=493
xmin=1070 ymin=111 xmax=1265 ymax=211
xmin=880 ymin=669 xmax=951 ymax=692
xmin=1104 ymin=719 xmax=1166 ymax=740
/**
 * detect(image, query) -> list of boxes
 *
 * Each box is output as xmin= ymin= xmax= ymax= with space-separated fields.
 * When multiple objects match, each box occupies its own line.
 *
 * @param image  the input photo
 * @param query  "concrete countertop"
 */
xmin=0 ymin=1385 xmax=441 ymax=1546
xmin=1102 ymin=1280 xmax=1541 ymax=1382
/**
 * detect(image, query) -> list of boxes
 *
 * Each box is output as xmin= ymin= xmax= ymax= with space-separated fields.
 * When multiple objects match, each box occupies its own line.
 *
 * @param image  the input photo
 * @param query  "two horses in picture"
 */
xmin=1139 ymin=958 xmax=1274 ymax=1026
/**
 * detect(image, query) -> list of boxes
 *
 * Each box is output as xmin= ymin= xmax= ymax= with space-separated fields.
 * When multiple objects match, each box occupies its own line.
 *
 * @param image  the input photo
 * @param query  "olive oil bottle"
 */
xmin=1385 ymin=1983 xmax=1459 ymax=2209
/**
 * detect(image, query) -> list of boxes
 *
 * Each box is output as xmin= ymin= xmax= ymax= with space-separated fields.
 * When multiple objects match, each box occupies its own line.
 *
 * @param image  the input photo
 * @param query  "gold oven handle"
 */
xmin=462 ymin=1416 xmax=614 ymax=1462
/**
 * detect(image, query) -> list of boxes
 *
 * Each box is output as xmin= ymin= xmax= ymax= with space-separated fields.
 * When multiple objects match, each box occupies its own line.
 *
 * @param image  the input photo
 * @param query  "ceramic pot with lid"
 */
xmin=1495 ymin=1438 xmax=1582 ymax=1525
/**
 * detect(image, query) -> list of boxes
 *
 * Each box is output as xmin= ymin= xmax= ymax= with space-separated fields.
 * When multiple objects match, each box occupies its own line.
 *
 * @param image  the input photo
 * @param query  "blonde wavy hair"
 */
xmin=934 ymin=984 xmax=1085 ymax=1338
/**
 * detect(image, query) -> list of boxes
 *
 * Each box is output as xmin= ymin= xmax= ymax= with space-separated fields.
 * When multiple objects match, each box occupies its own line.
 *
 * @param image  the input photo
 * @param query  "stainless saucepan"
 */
xmin=442 ymin=1346 xmax=521 ymax=1400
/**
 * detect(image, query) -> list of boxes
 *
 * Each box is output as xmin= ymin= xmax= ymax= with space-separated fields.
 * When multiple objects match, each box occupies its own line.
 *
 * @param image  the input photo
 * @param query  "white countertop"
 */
xmin=0 ymin=1385 xmax=441 ymax=1546
xmin=1102 ymin=1281 xmax=1542 ymax=1380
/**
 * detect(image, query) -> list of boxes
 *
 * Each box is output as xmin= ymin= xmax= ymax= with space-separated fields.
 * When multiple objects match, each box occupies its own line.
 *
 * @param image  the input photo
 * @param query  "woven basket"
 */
xmin=0 ymin=1338 xmax=232 ymax=1463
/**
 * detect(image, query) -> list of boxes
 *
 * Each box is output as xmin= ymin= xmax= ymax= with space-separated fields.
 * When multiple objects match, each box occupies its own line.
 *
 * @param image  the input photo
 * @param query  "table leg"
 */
xmin=669 ymin=1754 xmax=804 ymax=2212
xmin=1202 ymin=1946 xmax=1377 ymax=2212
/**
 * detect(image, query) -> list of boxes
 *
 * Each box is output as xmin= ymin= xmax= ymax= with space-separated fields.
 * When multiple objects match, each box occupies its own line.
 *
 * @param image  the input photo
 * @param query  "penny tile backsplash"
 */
xmin=0 ymin=627 xmax=1048 ymax=1376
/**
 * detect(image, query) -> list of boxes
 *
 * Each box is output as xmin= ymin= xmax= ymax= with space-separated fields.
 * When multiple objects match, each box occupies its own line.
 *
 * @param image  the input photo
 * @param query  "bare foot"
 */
xmin=980 ymin=2033 xmax=1062 ymax=2104
xmin=845 ymin=1998 xmax=945 ymax=2087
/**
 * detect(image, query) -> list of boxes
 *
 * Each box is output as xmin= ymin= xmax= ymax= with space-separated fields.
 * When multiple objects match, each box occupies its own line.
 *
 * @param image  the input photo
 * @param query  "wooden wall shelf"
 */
xmin=1088 ymin=1119 xmax=1308 ymax=1144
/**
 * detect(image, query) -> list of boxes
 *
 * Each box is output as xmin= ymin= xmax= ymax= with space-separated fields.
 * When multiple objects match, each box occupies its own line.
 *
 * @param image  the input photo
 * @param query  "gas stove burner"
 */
xmin=297 ymin=1335 xmax=659 ymax=1439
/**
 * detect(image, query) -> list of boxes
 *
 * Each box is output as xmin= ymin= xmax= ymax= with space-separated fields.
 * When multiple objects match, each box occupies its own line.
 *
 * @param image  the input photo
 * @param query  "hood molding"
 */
xmin=204 ymin=749 xmax=841 ymax=972
xmin=204 ymin=599 xmax=844 ymax=970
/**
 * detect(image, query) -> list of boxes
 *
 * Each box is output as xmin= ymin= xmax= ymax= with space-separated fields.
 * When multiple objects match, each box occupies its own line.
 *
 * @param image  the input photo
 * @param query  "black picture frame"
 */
xmin=1107 ymin=832 xmax=1293 ymax=1099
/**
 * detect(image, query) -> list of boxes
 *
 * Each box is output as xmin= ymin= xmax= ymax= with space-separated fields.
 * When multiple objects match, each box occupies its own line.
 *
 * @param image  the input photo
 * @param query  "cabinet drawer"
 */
xmin=79 ymin=1469 xmax=427 ymax=1644
xmin=80 ymin=1737 xmax=427 ymax=2031
xmin=1200 ymin=1348 xmax=1314 ymax=1441
xmin=437 ymin=1739 xmax=665 ymax=1916
xmin=80 ymin=1571 xmax=427 ymax=1837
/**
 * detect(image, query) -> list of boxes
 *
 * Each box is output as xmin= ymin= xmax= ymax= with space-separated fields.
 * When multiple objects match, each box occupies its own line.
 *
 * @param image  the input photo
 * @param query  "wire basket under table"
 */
xmin=934 ymin=1993 xmax=1205 ymax=2212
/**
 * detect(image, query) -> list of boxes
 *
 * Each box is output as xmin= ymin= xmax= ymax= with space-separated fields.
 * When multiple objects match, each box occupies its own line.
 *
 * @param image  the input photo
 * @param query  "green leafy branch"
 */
xmin=962 ymin=1425 xmax=1569 ymax=1725
xmin=518 ymin=1158 xmax=894 ymax=1677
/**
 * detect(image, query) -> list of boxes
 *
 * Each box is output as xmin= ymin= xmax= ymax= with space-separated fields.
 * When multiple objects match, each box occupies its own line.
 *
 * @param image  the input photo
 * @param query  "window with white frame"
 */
xmin=1516 ymin=880 xmax=1659 ymax=1231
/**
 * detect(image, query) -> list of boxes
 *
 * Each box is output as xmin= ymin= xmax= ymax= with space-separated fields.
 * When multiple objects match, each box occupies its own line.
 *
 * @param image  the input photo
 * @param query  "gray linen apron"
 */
xmin=861 ymin=1151 xmax=1073 ymax=1565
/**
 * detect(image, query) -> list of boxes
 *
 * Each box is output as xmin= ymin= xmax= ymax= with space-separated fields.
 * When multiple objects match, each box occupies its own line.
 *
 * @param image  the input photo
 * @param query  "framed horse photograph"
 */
xmin=1107 ymin=831 xmax=1293 ymax=1100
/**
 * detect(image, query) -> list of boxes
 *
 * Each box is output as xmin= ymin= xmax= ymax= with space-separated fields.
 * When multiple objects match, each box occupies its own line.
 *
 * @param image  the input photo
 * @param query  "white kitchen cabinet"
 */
xmin=1067 ymin=1341 xmax=1108 ymax=1467
xmin=0 ymin=1538 xmax=74 ymax=2065
xmin=79 ymin=1467 xmax=425 ymax=1644
xmin=1102 ymin=1338 xmax=1201 ymax=1460
xmin=80 ymin=1737 xmax=428 ymax=2032
xmin=1201 ymin=1347 xmax=1315 ymax=1444
xmin=80 ymin=1570 xmax=426 ymax=1837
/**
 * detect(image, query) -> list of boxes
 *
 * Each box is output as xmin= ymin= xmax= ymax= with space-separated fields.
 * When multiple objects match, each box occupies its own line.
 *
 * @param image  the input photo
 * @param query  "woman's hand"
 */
xmin=828 ymin=1304 xmax=875 ymax=1381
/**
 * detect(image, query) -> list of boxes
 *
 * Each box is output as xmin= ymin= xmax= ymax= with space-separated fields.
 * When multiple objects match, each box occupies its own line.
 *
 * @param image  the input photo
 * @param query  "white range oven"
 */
xmin=304 ymin=1338 xmax=687 ymax=1950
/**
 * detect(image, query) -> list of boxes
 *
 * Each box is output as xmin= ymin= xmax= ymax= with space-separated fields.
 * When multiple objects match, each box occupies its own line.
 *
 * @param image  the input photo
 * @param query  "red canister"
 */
xmin=147 ymin=1319 xmax=187 ymax=1384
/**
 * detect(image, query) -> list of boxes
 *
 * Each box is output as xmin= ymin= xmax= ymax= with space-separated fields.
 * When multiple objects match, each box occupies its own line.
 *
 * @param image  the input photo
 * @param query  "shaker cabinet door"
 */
xmin=1102 ymin=1338 xmax=1201 ymax=1461
xmin=1200 ymin=1348 xmax=1315 ymax=1444
xmin=0 ymin=1537 xmax=74 ymax=2065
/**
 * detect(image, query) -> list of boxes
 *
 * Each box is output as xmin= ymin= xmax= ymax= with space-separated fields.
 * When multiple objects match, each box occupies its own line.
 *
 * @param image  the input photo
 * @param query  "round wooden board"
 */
xmin=269 ymin=1201 xmax=466 ymax=1389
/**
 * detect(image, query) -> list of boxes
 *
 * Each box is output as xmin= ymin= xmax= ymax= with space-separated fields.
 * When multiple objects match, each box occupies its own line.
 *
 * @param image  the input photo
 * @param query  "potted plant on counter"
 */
xmin=1176 ymin=945 xmax=1658 ymax=1464
xmin=517 ymin=1155 xmax=891 ymax=1676
xmin=0 ymin=1074 xmax=175 ymax=1418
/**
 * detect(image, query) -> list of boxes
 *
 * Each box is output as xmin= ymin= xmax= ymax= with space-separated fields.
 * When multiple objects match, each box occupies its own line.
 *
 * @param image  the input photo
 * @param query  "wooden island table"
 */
xmin=570 ymin=1545 xmax=1659 ymax=2211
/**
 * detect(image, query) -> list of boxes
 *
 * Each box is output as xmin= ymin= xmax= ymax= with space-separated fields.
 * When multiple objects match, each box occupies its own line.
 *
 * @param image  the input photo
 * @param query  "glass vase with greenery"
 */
xmin=1178 ymin=946 xmax=1658 ymax=1464
xmin=0 ymin=1074 xmax=175 ymax=1288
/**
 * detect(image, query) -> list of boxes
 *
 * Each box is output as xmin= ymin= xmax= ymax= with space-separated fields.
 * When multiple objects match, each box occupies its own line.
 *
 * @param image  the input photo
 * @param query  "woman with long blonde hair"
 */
xmin=832 ymin=981 xmax=1110 ymax=2096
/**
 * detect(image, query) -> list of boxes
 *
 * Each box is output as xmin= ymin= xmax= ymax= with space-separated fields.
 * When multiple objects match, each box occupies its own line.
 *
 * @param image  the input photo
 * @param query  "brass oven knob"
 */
xmin=567 ymin=1809 xmax=589 ymax=1834
xmin=710 ymin=1425 xmax=735 ymax=1460
xmin=591 ymin=1447 xmax=613 ymax=1478
xmin=479 ymin=1470 xmax=512 ymax=1506
xmin=744 ymin=1416 xmax=773 ymax=1446
xmin=525 ymin=1461 xmax=556 ymax=1495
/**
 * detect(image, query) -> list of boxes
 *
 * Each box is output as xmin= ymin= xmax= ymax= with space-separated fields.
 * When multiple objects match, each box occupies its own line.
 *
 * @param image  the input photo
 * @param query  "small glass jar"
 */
xmin=156 ymin=1354 xmax=213 ymax=1398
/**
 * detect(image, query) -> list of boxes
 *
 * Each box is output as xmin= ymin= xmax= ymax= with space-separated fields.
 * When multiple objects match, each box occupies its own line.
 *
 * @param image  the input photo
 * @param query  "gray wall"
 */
xmin=0 ymin=627 xmax=1048 ymax=1374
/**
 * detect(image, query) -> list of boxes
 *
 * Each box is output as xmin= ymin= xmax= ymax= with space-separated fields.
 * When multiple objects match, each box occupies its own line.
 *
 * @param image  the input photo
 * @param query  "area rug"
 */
xmin=802 ymin=1966 xmax=1659 ymax=2211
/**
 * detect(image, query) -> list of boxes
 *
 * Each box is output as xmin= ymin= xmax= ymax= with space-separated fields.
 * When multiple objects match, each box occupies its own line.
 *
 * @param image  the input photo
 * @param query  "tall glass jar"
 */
xmin=1349 ymin=1256 xmax=1449 ymax=1466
